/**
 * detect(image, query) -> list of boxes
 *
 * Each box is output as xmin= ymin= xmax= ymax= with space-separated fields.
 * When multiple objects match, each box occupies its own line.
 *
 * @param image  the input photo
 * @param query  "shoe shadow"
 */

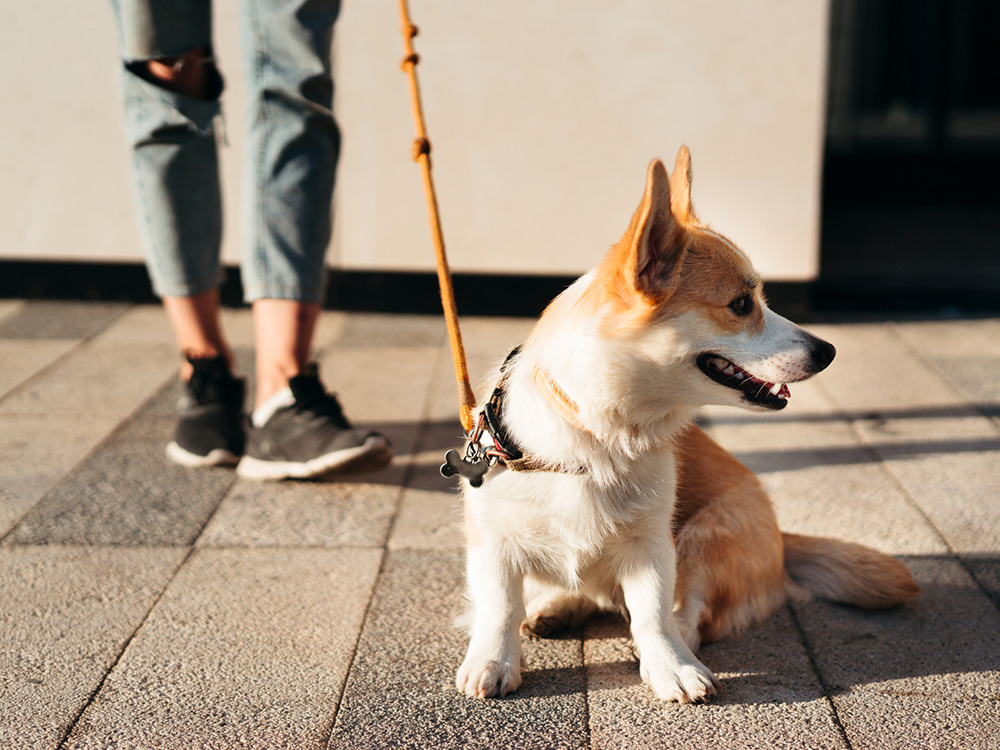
xmin=308 ymin=418 xmax=466 ymax=489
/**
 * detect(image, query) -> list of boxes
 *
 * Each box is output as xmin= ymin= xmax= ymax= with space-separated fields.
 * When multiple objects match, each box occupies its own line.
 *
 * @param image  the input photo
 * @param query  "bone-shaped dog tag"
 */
xmin=440 ymin=449 xmax=490 ymax=487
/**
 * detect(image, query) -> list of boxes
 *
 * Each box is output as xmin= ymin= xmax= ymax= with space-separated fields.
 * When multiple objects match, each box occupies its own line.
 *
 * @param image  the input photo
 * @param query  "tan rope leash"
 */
xmin=398 ymin=0 xmax=477 ymax=434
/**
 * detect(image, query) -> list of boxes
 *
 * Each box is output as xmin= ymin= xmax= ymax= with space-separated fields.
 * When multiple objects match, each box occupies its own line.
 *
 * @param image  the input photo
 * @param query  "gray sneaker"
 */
xmin=166 ymin=354 xmax=246 ymax=467
xmin=236 ymin=364 xmax=392 ymax=480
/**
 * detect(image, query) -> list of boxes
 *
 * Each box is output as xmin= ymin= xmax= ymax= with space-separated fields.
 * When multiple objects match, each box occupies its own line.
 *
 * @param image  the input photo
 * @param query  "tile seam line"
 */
xmin=814 ymin=367 xmax=1000 ymax=617
xmin=786 ymin=603 xmax=855 ymax=749
xmin=56 ymin=545 xmax=198 ymax=750
xmin=0 ymin=368 xmax=184 ymax=546
xmin=580 ymin=637 xmax=592 ymax=750
xmin=375 ymin=324 xmax=449 ymax=553
xmin=886 ymin=319 xmax=1000 ymax=432
xmin=324 ymin=325 xmax=449 ymax=744
xmin=0 ymin=302 xmax=134 ymax=408
xmin=881 ymin=322 xmax=1000 ymax=614
xmin=700 ymin=415 xmax=849 ymax=746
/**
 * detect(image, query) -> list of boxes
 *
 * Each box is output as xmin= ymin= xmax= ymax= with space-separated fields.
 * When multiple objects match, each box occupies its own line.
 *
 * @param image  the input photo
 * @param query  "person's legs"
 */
xmin=164 ymin=288 xmax=234 ymax=379
xmin=235 ymin=0 xmax=391 ymax=479
xmin=239 ymin=0 xmax=341 ymax=408
xmin=239 ymin=0 xmax=342 ymax=311
xmin=112 ymin=0 xmax=244 ymax=465
xmin=112 ymin=0 xmax=226 ymax=302
xmin=252 ymin=299 xmax=319 ymax=407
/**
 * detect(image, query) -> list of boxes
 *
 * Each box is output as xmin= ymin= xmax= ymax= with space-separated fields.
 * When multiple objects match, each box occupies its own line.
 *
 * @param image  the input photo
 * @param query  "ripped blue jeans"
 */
xmin=111 ymin=0 xmax=341 ymax=303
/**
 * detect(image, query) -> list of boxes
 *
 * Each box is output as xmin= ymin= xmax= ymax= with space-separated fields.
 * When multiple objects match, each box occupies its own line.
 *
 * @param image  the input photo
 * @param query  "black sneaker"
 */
xmin=166 ymin=354 xmax=246 ymax=467
xmin=236 ymin=364 xmax=392 ymax=480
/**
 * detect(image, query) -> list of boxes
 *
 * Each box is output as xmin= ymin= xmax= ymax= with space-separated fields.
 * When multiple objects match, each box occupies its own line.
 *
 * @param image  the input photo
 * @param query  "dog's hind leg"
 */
xmin=522 ymin=579 xmax=599 ymax=637
xmin=673 ymin=426 xmax=788 ymax=646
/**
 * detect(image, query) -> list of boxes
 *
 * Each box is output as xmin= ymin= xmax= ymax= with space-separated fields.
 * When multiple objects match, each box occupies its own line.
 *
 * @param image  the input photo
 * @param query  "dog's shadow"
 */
xmin=512 ymin=559 xmax=1000 ymax=706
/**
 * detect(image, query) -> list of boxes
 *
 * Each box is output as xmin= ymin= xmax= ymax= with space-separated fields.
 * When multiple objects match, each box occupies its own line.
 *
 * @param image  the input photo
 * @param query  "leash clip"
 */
xmin=439 ymin=346 xmax=524 ymax=488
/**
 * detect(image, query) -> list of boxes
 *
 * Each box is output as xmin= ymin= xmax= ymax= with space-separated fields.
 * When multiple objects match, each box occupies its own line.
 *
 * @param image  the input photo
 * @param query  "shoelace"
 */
xmin=292 ymin=380 xmax=352 ymax=430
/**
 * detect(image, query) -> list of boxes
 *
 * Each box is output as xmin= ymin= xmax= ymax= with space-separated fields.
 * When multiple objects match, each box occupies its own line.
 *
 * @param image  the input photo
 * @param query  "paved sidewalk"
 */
xmin=1 ymin=299 xmax=998 ymax=750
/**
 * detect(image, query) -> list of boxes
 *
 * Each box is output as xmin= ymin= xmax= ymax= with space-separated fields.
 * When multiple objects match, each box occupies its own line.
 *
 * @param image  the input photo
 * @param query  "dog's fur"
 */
xmin=455 ymin=148 xmax=919 ymax=703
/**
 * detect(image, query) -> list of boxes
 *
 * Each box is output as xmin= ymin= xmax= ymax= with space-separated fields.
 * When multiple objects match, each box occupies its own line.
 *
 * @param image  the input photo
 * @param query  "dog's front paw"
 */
xmin=456 ymin=657 xmax=523 ymax=699
xmin=641 ymin=659 xmax=720 ymax=703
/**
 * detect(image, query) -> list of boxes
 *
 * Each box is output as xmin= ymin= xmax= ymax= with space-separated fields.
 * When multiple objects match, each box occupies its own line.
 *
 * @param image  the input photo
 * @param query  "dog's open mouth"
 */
xmin=697 ymin=353 xmax=791 ymax=410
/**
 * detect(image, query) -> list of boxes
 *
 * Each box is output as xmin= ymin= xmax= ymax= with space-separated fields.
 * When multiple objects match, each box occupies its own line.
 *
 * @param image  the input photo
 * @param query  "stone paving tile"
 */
xmin=5 ymin=379 xmax=235 ymax=546
xmin=311 ymin=344 xmax=442 ymax=432
xmin=0 ymin=338 xmax=176 ymax=417
xmin=926 ymin=356 xmax=1000 ymax=414
xmin=585 ymin=610 xmax=847 ymax=750
xmin=0 ymin=339 xmax=78 ymax=400
xmin=84 ymin=303 xmax=178 ymax=346
xmin=0 ymin=412 xmax=119 ymax=539
xmin=0 ymin=546 xmax=187 ymax=750
xmin=0 ymin=299 xmax=25 ymax=321
xmin=890 ymin=318 xmax=1000 ymax=358
xmin=388 ymin=418 xmax=465 ymax=550
xmin=835 ymin=693 xmax=1000 ymax=750
xmin=64 ymin=548 xmax=381 ymax=750
xmin=197 ymin=476 xmax=400 ymax=548
xmin=334 ymin=312 xmax=444 ymax=348
xmin=0 ymin=300 xmax=128 ymax=340
xmin=910 ymin=319 xmax=1000 ymax=425
xmin=328 ymin=549 xmax=588 ymax=750
xmin=812 ymin=323 xmax=1000 ymax=606
xmin=795 ymin=555 xmax=1000 ymax=750
xmin=456 ymin=317 xmax=536 ymax=360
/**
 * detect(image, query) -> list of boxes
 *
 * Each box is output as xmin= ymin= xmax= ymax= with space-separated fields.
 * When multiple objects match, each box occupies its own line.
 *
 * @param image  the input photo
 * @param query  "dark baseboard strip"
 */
xmin=0 ymin=260 xmax=996 ymax=319
xmin=0 ymin=260 xmax=576 ymax=318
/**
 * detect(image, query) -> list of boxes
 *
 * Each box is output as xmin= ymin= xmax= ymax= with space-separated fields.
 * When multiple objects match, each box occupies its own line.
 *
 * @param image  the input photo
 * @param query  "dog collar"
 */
xmin=440 ymin=347 xmax=587 ymax=486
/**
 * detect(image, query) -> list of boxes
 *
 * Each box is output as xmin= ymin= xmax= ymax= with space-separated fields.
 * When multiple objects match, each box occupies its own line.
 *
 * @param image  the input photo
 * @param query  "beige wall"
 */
xmin=1 ymin=1 xmax=830 ymax=283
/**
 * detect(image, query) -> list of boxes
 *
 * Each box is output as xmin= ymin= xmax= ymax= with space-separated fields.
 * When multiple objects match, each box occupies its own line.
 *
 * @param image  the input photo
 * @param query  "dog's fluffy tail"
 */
xmin=782 ymin=533 xmax=920 ymax=608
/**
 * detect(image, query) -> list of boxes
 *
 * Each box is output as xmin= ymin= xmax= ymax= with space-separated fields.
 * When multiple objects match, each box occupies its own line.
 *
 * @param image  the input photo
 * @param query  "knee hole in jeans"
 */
xmin=126 ymin=46 xmax=224 ymax=101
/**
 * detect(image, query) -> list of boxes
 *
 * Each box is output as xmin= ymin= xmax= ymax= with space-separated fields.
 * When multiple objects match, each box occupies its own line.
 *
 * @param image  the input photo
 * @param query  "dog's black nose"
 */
xmin=809 ymin=337 xmax=837 ymax=372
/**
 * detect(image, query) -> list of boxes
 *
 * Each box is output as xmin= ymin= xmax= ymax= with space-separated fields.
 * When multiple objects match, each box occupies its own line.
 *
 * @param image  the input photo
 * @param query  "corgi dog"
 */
xmin=454 ymin=147 xmax=919 ymax=703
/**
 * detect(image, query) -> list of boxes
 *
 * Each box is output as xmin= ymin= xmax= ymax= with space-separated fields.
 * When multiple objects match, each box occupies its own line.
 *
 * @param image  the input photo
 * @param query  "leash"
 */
xmin=397 ymin=3 xmax=587 ymax=485
xmin=397 ymin=0 xmax=477 ymax=434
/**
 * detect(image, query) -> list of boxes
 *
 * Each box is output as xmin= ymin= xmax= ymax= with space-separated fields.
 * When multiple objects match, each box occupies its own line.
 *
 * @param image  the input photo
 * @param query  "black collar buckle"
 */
xmin=440 ymin=347 xmax=524 ymax=487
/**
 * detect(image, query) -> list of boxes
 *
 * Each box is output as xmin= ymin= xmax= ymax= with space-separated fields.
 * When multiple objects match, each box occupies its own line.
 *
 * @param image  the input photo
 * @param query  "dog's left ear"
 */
xmin=625 ymin=157 xmax=688 ymax=301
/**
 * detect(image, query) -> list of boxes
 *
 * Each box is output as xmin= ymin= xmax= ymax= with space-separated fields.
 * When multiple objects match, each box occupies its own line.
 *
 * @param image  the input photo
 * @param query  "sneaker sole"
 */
xmin=166 ymin=442 xmax=242 ymax=468
xmin=235 ymin=435 xmax=393 ymax=481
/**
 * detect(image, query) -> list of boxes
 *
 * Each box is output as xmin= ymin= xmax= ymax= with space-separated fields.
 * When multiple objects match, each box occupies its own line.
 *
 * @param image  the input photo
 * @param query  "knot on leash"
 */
xmin=411 ymin=137 xmax=431 ymax=160
xmin=401 ymin=52 xmax=420 ymax=70
xmin=403 ymin=23 xmax=419 ymax=39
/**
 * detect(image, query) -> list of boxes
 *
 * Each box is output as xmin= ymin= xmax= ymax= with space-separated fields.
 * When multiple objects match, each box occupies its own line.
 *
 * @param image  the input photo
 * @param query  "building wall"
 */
xmin=1 ymin=1 xmax=830 ymax=283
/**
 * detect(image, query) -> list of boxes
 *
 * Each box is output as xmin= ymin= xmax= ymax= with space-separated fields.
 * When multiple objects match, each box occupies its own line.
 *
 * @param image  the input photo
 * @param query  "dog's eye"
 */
xmin=728 ymin=294 xmax=754 ymax=316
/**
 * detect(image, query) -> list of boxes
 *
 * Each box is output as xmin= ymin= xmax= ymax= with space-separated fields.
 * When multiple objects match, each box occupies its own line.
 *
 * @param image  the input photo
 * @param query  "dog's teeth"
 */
xmin=769 ymin=382 xmax=782 ymax=396
xmin=734 ymin=372 xmax=745 ymax=381
xmin=723 ymin=365 xmax=735 ymax=376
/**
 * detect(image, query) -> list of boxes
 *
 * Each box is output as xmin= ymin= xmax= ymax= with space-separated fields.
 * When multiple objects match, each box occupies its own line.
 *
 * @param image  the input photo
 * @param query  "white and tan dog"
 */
xmin=454 ymin=147 xmax=919 ymax=703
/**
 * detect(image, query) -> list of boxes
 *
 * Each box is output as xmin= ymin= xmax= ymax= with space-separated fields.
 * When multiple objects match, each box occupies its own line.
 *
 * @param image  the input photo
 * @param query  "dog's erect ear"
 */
xmin=669 ymin=145 xmax=695 ymax=222
xmin=625 ymin=158 xmax=687 ymax=300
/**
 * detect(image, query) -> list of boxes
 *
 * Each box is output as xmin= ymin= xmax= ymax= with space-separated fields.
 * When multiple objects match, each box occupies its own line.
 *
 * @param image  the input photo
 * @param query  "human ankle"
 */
xmin=179 ymin=348 xmax=229 ymax=382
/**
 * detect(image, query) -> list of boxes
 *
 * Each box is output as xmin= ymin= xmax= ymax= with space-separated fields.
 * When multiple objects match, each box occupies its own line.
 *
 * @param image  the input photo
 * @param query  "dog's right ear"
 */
xmin=669 ymin=145 xmax=695 ymax=223
xmin=622 ymin=158 xmax=688 ymax=301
